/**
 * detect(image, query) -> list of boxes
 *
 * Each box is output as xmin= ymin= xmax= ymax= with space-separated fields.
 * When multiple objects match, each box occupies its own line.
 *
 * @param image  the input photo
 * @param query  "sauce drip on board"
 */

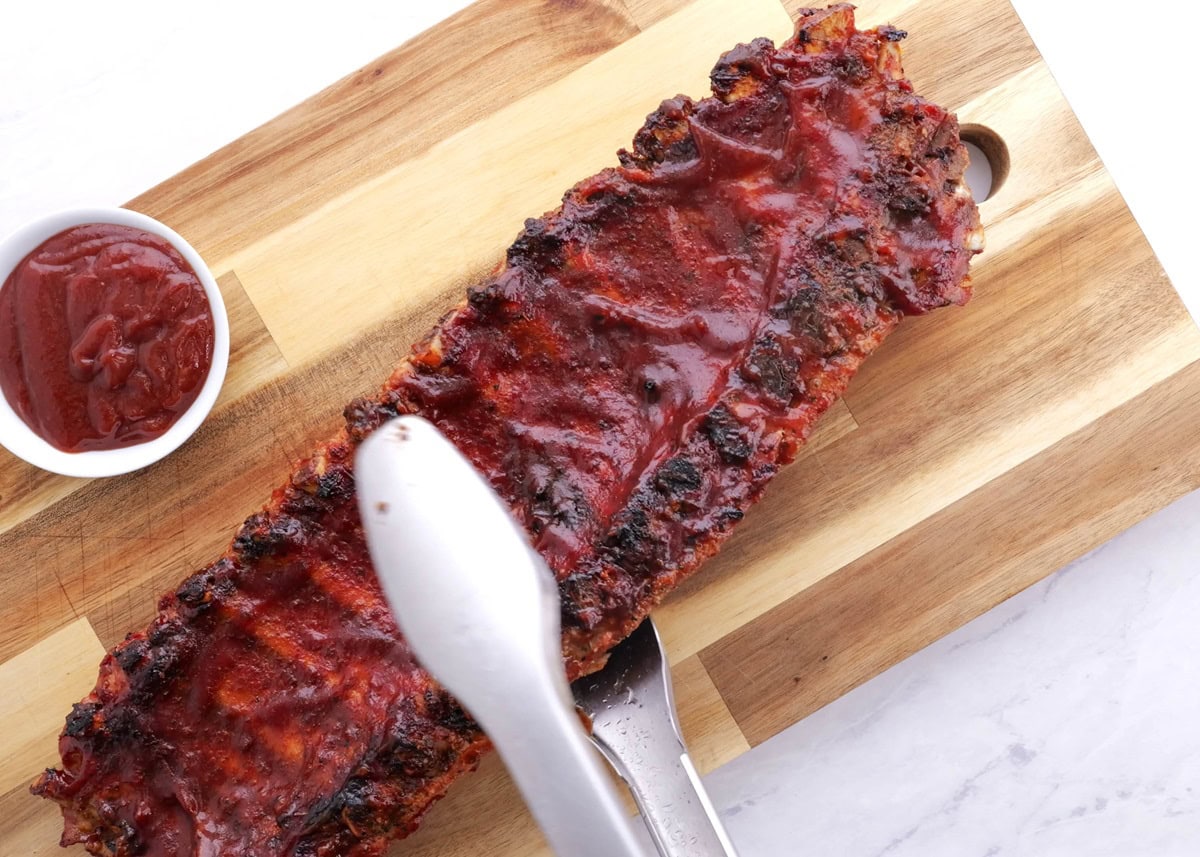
xmin=0 ymin=223 xmax=215 ymax=452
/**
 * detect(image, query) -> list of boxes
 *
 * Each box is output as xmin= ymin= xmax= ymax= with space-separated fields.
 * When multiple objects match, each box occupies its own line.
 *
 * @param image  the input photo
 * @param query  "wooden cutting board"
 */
xmin=4 ymin=0 xmax=1199 ymax=853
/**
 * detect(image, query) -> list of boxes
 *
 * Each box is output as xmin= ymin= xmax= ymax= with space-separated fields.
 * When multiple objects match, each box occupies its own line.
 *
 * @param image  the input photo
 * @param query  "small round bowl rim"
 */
xmin=0 ymin=206 xmax=230 ymax=478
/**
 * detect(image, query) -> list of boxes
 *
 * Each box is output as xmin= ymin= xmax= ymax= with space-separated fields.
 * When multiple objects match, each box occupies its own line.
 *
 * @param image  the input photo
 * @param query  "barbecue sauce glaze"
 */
xmin=0 ymin=223 xmax=214 ymax=452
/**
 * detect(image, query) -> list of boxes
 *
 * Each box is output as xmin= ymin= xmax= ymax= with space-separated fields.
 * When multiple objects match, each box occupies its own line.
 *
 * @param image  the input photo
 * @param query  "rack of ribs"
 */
xmin=33 ymin=6 xmax=982 ymax=855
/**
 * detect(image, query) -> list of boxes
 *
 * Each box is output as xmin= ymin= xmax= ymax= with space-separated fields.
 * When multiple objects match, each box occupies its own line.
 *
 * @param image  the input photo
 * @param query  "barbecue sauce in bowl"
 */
xmin=0 ymin=223 xmax=215 ymax=452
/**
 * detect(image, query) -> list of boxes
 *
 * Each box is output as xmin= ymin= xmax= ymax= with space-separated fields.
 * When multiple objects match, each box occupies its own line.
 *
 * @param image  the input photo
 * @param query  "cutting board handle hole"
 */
xmin=959 ymin=124 xmax=1009 ymax=202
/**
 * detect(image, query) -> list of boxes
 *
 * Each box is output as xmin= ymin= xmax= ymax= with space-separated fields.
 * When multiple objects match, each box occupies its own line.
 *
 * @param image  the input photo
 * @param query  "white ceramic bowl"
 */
xmin=0 ymin=207 xmax=229 ymax=477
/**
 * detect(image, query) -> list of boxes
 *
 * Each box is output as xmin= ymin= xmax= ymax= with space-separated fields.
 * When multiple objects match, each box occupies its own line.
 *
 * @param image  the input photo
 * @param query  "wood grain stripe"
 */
xmin=0 ymin=463 xmax=86 ymax=541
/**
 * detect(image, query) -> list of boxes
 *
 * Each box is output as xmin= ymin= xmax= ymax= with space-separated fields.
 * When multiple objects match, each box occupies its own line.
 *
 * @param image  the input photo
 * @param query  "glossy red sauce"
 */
xmin=0 ymin=223 xmax=215 ymax=452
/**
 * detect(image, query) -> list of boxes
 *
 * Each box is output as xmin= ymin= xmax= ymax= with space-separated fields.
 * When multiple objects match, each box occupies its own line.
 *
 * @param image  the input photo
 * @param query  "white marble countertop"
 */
xmin=713 ymin=489 xmax=1200 ymax=855
xmin=4 ymin=1 xmax=1198 ymax=854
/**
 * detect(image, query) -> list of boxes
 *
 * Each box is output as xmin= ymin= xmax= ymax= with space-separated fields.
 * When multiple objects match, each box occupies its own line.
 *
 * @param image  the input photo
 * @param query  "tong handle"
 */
xmin=577 ymin=621 xmax=740 ymax=857
xmin=595 ymin=723 xmax=738 ymax=857
xmin=485 ymin=672 xmax=646 ymax=857
xmin=355 ymin=417 xmax=644 ymax=857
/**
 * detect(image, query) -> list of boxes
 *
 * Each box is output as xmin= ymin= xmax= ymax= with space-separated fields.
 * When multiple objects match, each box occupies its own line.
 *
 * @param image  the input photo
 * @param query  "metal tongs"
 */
xmin=356 ymin=416 xmax=738 ymax=857
xmin=574 ymin=619 xmax=739 ymax=857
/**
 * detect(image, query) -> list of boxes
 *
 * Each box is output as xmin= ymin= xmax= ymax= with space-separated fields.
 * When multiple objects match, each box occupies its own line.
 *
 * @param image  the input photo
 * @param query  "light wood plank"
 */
xmin=222 ymin=0 xmax=794 ymax=365
xmin=617 ymin=0 xmax=696 ymax=28
xmin=216 ymin=270 xmax=289 ymax=405
xmin=128 ymin=0 xmax=649 ymax=267
xmin=0 ymin=618 xmax=105 ymax=795
xmin=673 ymin=656 xmax=752 ymax=772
